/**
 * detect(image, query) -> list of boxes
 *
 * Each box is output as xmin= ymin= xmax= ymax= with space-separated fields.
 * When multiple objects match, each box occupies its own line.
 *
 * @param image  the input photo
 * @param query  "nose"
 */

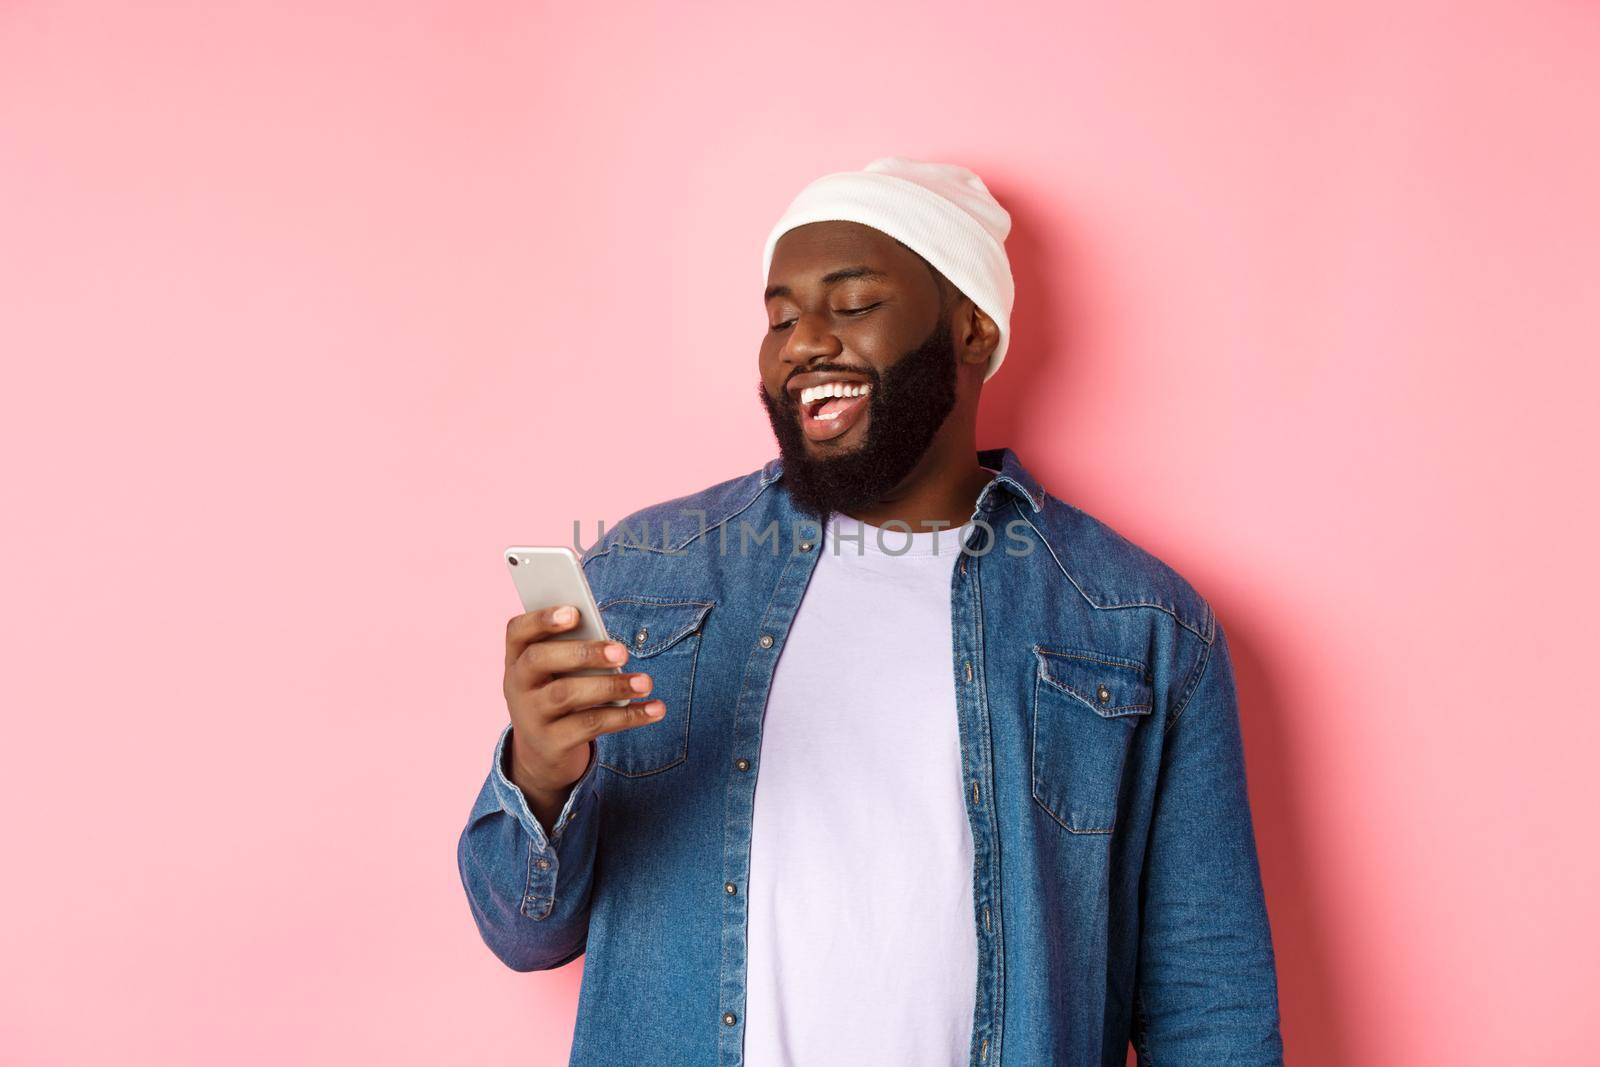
xmin=780 ymin=310 xmax=843 ymax=369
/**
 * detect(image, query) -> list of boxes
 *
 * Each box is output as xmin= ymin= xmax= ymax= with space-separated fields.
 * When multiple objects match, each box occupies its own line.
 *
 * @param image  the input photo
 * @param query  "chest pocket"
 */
xmin=594 ymin=597 xmax=713 ymax=777
xmin=1030 ymin=646 xmax=1153 ymax=834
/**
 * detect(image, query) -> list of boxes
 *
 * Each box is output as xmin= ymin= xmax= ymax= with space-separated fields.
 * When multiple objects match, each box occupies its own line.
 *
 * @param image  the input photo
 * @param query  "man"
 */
xmin=458 ymin=157 xmax=1285 ymax=1066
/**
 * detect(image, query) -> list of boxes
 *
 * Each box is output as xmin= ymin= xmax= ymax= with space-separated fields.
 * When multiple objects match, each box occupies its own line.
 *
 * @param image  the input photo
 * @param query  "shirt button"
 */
xmin=724 ymin=882 xmax=737 ymax=895
xmin=800 ymin=540 xmax=814 ymax=552
xmin=722 ymin=1012 xmax=738 ymax=1027
xmin=535 ymin=858 xmax=551 ymax=871
xmin=758 ymin=634 xmax=774 ymax=649
xmin=634 ymin=628 xmax=648 ymax=647
xmin=735 ymin=758 xmax=751 ymax=771
xmin=1097 ymin=684 xmax=1111 ymax=704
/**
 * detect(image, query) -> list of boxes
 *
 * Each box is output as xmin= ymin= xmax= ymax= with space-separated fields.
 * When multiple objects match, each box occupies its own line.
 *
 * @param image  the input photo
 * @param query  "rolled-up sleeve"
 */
xmin=1133 ymin=618 xmax=1285 ymax=1065
xmin=457 ymin=724 xmax=602 ymax=971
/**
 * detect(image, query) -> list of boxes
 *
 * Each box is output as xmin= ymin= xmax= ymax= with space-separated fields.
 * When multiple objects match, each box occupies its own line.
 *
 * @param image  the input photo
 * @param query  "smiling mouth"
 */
xmin=796 ymin=381 xmax=872 ymax=442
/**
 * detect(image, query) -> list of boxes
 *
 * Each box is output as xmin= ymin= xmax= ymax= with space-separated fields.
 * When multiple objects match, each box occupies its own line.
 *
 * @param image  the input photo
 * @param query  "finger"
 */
xmin=537 ymin=669 xmax=654 ymax=718
xmin=514 ymin=638 xmax=630 ymax=688
xmin=504 ymin=605 xmax=582 ymax=668
xmin=551 ymin=699 xmax=668 ymax=747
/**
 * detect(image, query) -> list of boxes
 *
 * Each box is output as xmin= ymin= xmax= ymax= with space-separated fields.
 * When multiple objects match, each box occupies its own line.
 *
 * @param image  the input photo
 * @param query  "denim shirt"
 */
xmin=457 ymin=447 xmax=1284 ymax=1066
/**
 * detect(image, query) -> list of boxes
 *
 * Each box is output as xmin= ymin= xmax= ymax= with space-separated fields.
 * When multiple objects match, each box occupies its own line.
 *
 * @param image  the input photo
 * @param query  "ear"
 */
xmin=954 ymin=300 xmax=1000 ymax=369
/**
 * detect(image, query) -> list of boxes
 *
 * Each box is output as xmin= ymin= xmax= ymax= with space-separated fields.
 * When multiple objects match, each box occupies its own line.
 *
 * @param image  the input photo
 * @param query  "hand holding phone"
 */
xmin=501 ymin=547 xmax=666 ymax=826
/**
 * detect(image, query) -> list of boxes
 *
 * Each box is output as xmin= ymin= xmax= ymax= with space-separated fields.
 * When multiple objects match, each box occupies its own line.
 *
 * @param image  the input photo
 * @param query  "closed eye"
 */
xmin=768 ymin=302 xmax=882 ymax=332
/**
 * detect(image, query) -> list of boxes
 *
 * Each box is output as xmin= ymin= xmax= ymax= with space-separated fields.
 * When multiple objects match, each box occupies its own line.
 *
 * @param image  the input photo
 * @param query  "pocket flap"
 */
xmin=1032 ymin=646 xmax=1153 ymax=718
xmin=598 ymin=597 xmax=714 ymax=658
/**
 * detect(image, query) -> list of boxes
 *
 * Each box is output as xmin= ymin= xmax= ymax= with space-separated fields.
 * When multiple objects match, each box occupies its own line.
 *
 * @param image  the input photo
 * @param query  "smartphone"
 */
xmin=504 ymin=545 xmax=628 ymax=706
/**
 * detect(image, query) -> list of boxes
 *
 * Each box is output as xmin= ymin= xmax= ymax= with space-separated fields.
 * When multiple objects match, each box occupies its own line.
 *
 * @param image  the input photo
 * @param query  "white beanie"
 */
xmin=761 ymin=156 xmax=1015 ymax=381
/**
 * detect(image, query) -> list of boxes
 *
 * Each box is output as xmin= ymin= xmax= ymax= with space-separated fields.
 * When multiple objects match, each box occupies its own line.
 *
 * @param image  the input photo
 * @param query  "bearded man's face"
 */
xmin=759 ymin=317 xmax=957 ymax=519
xmin=757 ymin=221 xmax=960 ymax=519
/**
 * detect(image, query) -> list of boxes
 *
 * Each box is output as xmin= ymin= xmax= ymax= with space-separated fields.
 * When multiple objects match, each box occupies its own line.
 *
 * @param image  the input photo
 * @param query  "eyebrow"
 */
xmin=764 ymin=265 xmax=889 ymax=302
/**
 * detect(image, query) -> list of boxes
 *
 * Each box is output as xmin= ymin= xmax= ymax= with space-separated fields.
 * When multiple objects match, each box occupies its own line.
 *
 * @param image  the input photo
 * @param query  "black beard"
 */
xmin=759 ymin=317 xmax=958 ymax=520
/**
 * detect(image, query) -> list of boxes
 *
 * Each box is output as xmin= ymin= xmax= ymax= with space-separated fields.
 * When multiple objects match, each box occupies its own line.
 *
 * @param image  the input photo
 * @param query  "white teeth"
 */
xmin=799 ymin=382 xmax=871 ymax=406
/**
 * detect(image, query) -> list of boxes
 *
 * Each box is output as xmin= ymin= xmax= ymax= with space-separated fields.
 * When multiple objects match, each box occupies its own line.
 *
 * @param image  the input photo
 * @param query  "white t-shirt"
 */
xmin=744 ymin=512 xmax=978 ymax=1066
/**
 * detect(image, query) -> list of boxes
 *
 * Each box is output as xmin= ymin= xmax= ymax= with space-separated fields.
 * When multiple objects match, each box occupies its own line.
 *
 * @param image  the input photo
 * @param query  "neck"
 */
xmin=840 ymin=425 xmax=991 ymax=532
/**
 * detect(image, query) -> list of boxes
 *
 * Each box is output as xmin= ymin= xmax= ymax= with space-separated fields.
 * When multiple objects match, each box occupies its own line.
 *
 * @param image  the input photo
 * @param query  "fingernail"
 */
xmin=644 ymin=701 xmax=665 ymax=717
xmin=604 ymin=643 xmax=627 ymax=664
xmin=630 ymin=674 xmax=651 ymax=693
xmin=553 ymin=606 xmax=576 ymax=624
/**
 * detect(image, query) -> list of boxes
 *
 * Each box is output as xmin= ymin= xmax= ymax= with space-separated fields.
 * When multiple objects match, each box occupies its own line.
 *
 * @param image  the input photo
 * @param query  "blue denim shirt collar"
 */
xmin=759 ymin=445 xmax=1045 ymax=515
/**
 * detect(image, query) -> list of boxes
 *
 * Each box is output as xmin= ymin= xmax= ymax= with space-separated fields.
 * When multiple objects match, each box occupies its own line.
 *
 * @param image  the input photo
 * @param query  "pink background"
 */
xmin=3 ymin=3 xmax=1597 ymax=1064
